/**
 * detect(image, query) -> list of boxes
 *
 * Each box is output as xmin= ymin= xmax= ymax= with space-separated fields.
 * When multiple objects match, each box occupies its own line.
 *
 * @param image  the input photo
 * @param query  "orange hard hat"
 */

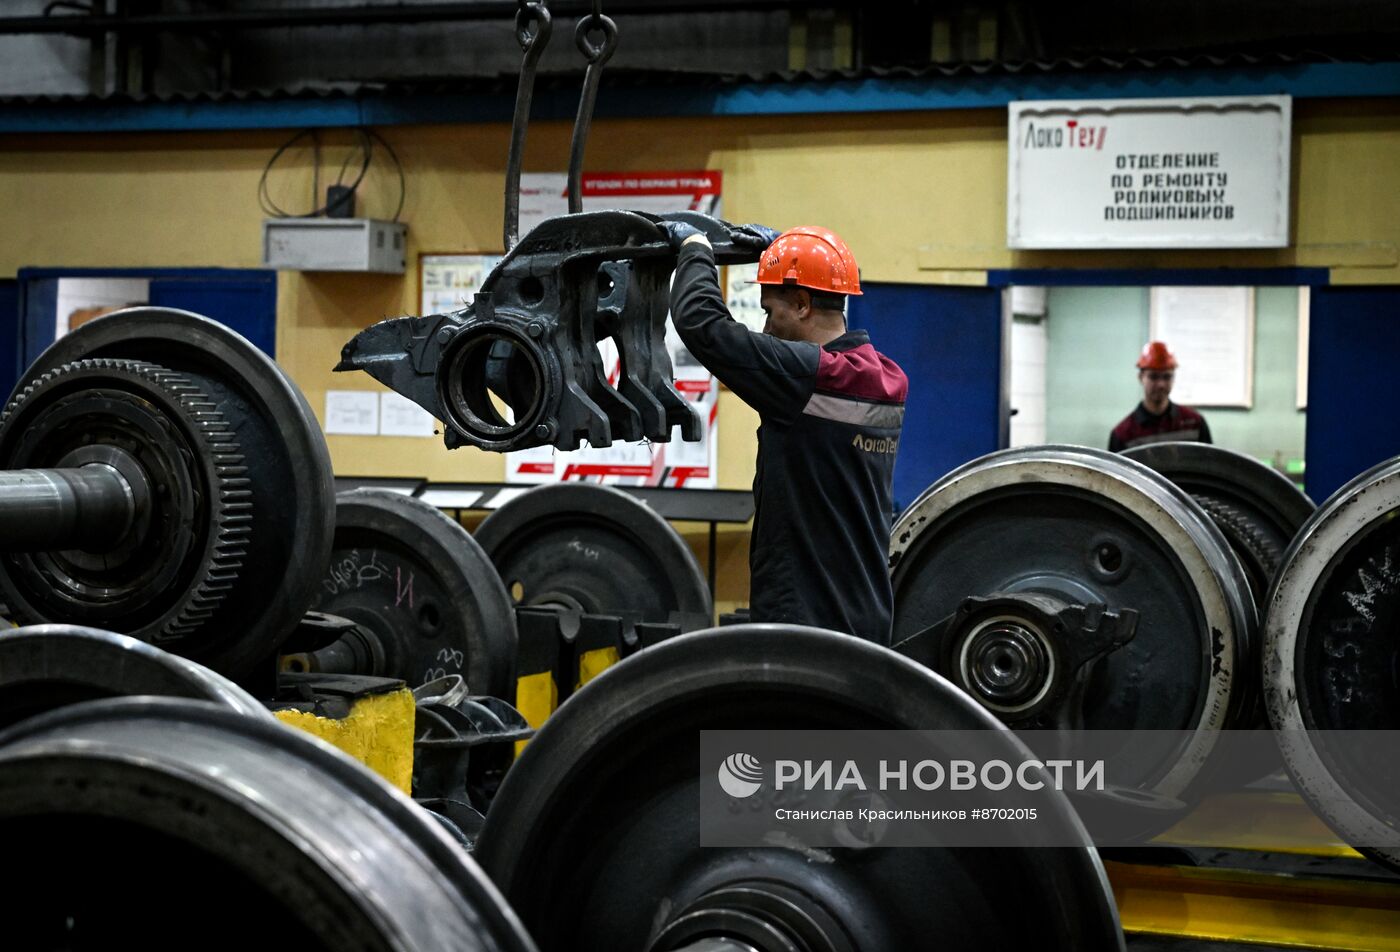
xmin=755 ymin=226 xmax=862 ymax=296
xmin=1137 ymin=341 xmax=1178 ymax=371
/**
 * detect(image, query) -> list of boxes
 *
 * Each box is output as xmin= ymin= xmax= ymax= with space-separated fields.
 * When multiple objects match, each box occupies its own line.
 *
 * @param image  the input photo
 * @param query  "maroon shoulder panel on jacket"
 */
xmin=815 ymin=343 xmax=909 ymax=404
xmin=1176 ymin=405 xmax=1206 ymax=426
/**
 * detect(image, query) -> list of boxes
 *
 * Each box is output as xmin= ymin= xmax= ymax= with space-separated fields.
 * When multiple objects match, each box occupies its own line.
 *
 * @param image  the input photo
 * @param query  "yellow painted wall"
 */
xmin=3 ymin=98 xmax=1398 ymax=612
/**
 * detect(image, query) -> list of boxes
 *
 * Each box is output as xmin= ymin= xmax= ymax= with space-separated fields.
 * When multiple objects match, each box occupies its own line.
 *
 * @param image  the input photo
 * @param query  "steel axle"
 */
xmin=0 ymin=464 xmax=141 ymax=552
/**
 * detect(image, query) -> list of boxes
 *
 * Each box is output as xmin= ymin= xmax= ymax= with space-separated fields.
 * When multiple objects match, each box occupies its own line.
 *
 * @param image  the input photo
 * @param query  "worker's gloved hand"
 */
xmin=730 ymin=223 xmax=782 ymax=250
xmin=659 ymin=220 xmax=705 ymax=248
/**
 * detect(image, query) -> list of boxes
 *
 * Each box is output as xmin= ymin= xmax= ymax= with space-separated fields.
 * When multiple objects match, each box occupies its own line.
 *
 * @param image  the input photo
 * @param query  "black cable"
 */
xmin=258 ymin=127 xmax=371 ymax=219
xmin=258 ymin=128 xmax=318 ymax=218
xmin=365 ymin=128 xmax=407 ymax=223
xmin=335 ymin=129 xmax=406 ymax=221
xmin=329 ymin=130 xmax=372 ymax=208
xmin=311 ymin=128 xmax=320 ymax=214
xmin=333 ymin=128 xmax=367 ymax=187
xmin=258 ymin=126 xmax=405 ymax=222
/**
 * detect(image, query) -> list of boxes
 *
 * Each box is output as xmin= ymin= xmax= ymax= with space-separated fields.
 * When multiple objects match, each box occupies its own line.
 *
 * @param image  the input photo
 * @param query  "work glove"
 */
xmin=659 ymin=220 xmax=705 ymax=248
xmin=730 ymin=223 xmax=782 ymax=250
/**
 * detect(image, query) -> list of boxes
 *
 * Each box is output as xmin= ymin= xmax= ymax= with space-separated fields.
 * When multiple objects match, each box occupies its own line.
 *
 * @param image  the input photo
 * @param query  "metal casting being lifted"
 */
xmin=336 ymin=0 xmax=764 ymax=453
xmin=336 ymin=211 xmax=764 ymax=453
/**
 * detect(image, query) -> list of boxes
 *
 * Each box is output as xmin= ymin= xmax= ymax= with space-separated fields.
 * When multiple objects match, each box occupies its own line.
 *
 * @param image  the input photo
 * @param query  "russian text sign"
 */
xmin=1008 ymin=95 xmax=1291 ymax=249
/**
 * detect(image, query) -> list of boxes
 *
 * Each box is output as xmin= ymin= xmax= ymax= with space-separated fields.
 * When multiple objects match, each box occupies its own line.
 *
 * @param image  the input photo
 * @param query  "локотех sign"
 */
xmin=1007 ymin=94 xmax=1291 ymax=249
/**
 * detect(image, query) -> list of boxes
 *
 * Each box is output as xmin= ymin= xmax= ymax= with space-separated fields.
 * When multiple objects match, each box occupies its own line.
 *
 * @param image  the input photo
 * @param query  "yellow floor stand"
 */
xmin=275 ymin=685 xmax=416 ymax=795
xmin=1109 ymin=791 xmax=1400 ymax=950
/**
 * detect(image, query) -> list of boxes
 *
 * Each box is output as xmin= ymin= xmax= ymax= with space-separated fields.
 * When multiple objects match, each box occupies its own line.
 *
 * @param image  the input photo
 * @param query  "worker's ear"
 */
xmin=794 ymin=288 xmax=812 ymax=319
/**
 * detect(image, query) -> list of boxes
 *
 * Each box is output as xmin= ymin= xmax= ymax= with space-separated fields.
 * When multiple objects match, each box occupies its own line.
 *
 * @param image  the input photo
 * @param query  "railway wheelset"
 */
xmin=0 ymin=308 xmax=1397 ymax=949
xmin=889 ymin=441 xmax=1400 ymax=870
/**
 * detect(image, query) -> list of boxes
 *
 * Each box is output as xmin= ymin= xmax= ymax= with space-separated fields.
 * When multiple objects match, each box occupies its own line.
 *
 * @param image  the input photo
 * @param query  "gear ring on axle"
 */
xmin=0 ymin=359 xmax=248 ymax=644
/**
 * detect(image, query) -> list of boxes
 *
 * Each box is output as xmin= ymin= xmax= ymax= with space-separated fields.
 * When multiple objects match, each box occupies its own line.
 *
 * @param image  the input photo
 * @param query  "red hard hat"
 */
xmin=1137 ymin=341 xmax=1178 ymax=371
xmin=755 ymin=226 xmax=862 ymax=296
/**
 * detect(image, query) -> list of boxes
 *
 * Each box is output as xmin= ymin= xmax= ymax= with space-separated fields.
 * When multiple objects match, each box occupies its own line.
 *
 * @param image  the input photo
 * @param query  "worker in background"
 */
xmin=661 ymin=221 xmax=907 ymax=645
xmin=1109 ymin=340 xmax=1212 ymax=452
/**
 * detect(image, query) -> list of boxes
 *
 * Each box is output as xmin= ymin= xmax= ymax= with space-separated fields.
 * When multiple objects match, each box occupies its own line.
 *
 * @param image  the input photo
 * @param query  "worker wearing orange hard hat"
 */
xmin=660 ymin=218 xmax=907 ymax=645
xmin=1108 ymin=340 xmax=1212 ymax=452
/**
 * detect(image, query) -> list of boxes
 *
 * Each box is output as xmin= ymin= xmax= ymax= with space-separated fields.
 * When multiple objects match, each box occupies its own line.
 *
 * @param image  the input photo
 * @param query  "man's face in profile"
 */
xmin=760 ymin=286 xmax=808 ymax=342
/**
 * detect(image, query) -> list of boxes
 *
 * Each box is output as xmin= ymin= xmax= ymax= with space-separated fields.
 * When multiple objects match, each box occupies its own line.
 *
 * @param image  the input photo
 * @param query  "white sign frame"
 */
xmin=420 ymin=253 xmax=502 ymax=315
xmin=324 ymin=390 xmax=380 ymax=435
xmin=1008 ymin=95 xmax=1291 ymax=249
xmin=378 ymin=391 xmax=437 ymax=438
xmin=1296 ymin=286 xmax=1310 ymax=410
xmin=1148 ymin=286 xmax=1255 ymax=409
xmin=725 ymin=262 xmax=766 ymax=332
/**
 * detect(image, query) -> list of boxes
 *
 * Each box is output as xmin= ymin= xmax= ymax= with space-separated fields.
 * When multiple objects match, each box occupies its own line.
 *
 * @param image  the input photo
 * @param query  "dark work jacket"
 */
xmin=669 ymin=240 xmax=908 ymax=644
xmin=1108 ymin=401 xmax=1212 ymax=452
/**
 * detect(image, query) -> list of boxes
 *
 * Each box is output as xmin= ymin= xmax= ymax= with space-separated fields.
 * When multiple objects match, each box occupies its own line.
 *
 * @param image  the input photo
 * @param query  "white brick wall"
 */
xmin=1009 ymin=305 xmax=1048 ymax=448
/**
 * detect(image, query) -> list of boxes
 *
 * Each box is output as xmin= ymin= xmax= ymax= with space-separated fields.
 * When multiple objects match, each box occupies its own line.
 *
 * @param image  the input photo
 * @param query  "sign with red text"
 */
xmin=1008 ymin=96 xmax=1290 ymax=249
xmin=518 ymin=170 xmax=721 ymax=234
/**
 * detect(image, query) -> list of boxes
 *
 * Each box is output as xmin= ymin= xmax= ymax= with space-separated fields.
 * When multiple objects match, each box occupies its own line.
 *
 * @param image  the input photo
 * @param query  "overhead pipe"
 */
xmin=0 ymin=1 xmax=848 ymax=37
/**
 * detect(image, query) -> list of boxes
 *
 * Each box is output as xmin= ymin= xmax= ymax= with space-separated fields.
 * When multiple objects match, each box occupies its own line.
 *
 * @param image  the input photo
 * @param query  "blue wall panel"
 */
xmin=16 ymin=268 xmax=276 ymax=369
xmin=16 ymin=275 xmax=58 ymax=388
xmin=148 ymin=276 xmax=278 ymax=359
xmin=1306 ymin=285 xmax=1400 ymax=503
xmin=0 ymin=279 xmax=18 ymax=403
xmin=850 ymin=283 xmax=1005 ymax=511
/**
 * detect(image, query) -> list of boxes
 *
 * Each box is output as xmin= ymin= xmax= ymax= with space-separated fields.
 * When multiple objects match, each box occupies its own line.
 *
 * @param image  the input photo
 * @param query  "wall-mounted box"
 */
xmin=262 ymin=218 xmax=407 ymax=274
